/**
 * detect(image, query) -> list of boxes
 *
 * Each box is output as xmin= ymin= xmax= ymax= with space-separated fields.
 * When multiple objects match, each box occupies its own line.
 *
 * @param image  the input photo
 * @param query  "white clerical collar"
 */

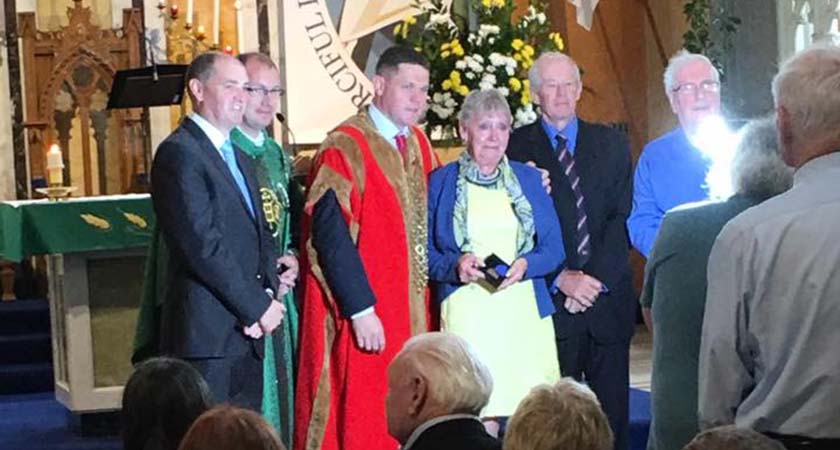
xmin=400 ymin=414 xmax=480 ymax=450
xmin=237 ymin=127 xmax=266 ymax=146
xmin=188 ymin=113 xmax=228 ymax=152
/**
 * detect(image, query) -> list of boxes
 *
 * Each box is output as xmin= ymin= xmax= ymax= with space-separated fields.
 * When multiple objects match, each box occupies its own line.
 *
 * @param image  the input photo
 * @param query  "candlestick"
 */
xmin=213 ymin=0 xmax=221 ymax=46
xmin=235 ymin=1 xmax=244 ymax=53
xmin=46 ymin=144 xmax=64 ymax=187
xmin=186 ymin=0 xmax=194 ymax=26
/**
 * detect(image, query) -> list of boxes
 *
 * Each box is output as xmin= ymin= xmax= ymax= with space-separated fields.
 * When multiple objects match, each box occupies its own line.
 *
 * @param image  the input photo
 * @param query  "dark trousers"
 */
xmin=188 ymin=350 xmax=263 ymax=412
xmin=556 ymin=331 xmax=630 ymax=450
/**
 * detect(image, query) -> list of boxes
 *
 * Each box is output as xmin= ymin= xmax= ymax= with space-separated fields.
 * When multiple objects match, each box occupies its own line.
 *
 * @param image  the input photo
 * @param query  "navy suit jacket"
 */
xmin=507 ymin=119 xmax=635 ymax=343
xmin=151 ymin=118 xmax=278 ymax=359
xmin=427 ymin=160 xmax=565 ymax=318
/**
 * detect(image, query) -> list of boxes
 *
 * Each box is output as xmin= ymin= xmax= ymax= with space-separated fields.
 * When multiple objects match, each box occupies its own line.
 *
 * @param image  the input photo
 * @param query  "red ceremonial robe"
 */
xmin=294 ymin=111 xmax=439 ymax=450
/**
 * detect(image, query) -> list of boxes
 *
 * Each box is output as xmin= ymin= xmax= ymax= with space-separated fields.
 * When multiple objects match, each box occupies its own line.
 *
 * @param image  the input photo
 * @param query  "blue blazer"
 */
xmin=427 ymin=160 xmax=565 ymax=318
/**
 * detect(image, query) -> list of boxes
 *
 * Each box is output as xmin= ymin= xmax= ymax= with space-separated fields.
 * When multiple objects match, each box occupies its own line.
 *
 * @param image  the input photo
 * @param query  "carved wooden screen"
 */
xmin=19 ymin=0 xmax=145 ymax=196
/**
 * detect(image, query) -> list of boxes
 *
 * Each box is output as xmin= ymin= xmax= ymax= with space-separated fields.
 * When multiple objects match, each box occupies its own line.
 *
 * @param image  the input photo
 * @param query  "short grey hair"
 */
xmin=395 ymin=332 xmax=492 ymax=416
xmin=684 ymin=426 xmax=785 ymax=450
xmin=528 ymin=52 xmax=581 ymax=94
xmin=731 ymin=117 xmax=794 ymax=200
xmin=504 ymin=378 xmax=613 ymax=450
xmin=771 ymin=45 xmax=840 ymax=146
xmin=457 ymin=88 xmax=512 ymax=125
xmin=663 ymin=50 xmax=719 ymax=97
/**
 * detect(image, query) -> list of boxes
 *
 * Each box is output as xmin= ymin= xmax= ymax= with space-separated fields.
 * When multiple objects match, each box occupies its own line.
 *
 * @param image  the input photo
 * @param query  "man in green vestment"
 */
xmin=230 ymin=52 xmax=302 ymax=447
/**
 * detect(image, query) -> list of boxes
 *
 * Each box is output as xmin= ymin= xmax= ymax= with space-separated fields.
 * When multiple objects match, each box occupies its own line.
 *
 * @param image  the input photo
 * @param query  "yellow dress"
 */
xmin=441 ymin=183 xmax=561 ymax=417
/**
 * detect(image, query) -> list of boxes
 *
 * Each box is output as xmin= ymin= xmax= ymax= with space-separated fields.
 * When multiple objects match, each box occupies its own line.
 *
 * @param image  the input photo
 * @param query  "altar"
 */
xmin=0 ymin=194 xmax=154 ymax=413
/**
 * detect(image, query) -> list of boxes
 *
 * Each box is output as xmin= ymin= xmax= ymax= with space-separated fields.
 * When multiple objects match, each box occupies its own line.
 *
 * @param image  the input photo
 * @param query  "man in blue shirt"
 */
xmin=628 ymin=51 xmax=722 ymax=258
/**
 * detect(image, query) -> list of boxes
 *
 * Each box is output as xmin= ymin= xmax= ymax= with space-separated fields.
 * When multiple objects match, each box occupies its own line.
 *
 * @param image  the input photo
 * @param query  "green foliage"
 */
xmin=682 ymin=0 xmax=741 ymax=76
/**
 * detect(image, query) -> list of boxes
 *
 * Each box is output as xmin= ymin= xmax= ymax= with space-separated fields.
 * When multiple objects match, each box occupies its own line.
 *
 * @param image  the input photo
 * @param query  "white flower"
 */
xmin=465 ymin=72 xmax=476 ymax=80
xmin=489 ymin=52 xmax=505 ymax=67
xmin=498 ymin=87 xmax=510 ymax=97
xmin=481 ymin=73 xmax=497 ymax=85
xmin=505 ymin=65 xmax=515 ymax=76
xmin=455 ymin=60 xmax=467 ymax=70
xmin=430 ymin=92 xmax=457 ymax=120
xmin=514 ymin=104 xmax=538 ymax=127
xmin=536 ymin=13 xmax=546 ymax=24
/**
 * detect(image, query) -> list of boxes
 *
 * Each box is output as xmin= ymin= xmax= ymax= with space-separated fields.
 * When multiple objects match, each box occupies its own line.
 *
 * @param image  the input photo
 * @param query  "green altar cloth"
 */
xmin=0 ymin=194 xmax=154 ymax=261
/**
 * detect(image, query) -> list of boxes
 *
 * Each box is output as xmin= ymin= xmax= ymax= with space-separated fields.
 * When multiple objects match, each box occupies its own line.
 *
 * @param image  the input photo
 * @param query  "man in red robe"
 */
xmin=294 ymin=46 xmax=439 ymax=450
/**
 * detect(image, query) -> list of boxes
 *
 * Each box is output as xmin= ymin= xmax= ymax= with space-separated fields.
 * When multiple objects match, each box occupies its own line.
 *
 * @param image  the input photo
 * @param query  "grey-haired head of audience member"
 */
xmin=178 ymin=405 xmax=286 ymax=450
xmin=730 ymin=117 xmax=794 ymax=201
xmin=121 ymin=357 xmax=214 ymax=450
xmin=683 ymin=426 xmax=785 ymax=450
xmin=385 ymin=331 xmax=493 ymax=444
xmin=458 ymin=89 xmax=513 ymax=173
xmin=772 ymin=45 xmax=840 ymax=168
xmin=503 ymin=378 xmax=613 ymax=450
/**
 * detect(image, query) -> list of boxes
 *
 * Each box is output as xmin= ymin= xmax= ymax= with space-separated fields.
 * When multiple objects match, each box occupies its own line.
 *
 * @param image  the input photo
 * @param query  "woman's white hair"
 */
xmin=395 ymin=332 xmax=493 ymax=416
xmin=663 ymin=50 xmax=719 ymax=98
xmin=458 ymin=88 xmax=512 ymax=125
xmin=731 ymin=117 xmax=794 ymax=199
xmin=772 ymin=45 xmax=840 ymax=145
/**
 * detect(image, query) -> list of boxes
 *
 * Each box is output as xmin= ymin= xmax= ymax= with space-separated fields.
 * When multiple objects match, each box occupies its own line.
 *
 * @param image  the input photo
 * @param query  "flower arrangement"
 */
xmin=395 ymin=0 xmax=566 ymax=139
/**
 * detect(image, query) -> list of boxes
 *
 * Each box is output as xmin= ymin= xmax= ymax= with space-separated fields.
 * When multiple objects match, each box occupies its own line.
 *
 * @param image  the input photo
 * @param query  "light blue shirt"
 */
xmin=628 ymin=127 xmax=711 ymax=257
xmin=541 ymin=116 xmax=579 ymax=155
xmin=368 ymin=103 xmax=408 ymax=152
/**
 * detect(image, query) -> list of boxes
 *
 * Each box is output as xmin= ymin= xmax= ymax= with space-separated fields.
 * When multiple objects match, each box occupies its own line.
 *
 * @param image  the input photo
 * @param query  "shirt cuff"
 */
xmin=350 ymin=306 xmax=375 ymax=320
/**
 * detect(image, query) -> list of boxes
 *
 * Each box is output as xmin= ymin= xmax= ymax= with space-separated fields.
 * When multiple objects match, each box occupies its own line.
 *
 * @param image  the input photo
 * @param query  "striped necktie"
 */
xmin=556 ymin=134 xmax=591 ymax=266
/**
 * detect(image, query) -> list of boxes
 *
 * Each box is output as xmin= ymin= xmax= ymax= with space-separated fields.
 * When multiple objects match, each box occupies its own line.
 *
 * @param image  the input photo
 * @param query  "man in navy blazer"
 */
xmin=506 ymin=52 xmax=634 ymax=450
xmin=151 ymin=52 xmax=285 ymax=409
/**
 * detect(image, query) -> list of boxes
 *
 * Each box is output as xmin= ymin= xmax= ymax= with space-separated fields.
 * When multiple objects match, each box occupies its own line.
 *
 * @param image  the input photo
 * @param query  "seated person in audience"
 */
xmin=683 ymin=426 xmax=785 ymax=450
xmin=428 ymin=88 xmax=564 ymax=435
xmin=178 ymin=405 xmax=286 ymax=450
xmin=699 ymin=46 xmax=840 ymax=449
xmin=385 ymin=331 xmax=500 ymax=450
xmin=121 ymin=357 xmax=214 ymax=450
xmin=641 ymin=117 xmax=793 ymax=450
xmin=504 ymin=378 xmax=612 ymax=450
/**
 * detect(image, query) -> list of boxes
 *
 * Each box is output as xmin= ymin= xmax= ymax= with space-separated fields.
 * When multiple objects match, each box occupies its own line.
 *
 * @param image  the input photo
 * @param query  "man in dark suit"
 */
xmin=507 ymin=52 xmax=634 ymax=450
xmin=385 ymin=332 xmax=500 ymax=450
xmin=151 ymin=52 xmax=285 ymax=410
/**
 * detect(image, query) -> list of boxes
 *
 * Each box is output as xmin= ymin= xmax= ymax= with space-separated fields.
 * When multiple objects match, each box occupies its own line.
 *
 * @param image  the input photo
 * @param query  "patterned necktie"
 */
xmin=220 ymin=140 xmax=256 ymax=218
xmin=394 ymin=133 xmax=407 ymax=159
xmin=556 ymin=134 xmax=591 ymax=266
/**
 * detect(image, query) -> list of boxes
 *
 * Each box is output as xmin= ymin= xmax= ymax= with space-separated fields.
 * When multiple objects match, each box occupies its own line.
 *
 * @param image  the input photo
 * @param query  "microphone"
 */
xmin=276 ymin=113 xmax=298 ymax=156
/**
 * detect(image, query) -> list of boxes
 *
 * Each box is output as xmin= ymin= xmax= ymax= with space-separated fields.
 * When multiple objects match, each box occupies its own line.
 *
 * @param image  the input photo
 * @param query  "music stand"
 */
xmin=107 ymin=64 xmax=188 ymax=109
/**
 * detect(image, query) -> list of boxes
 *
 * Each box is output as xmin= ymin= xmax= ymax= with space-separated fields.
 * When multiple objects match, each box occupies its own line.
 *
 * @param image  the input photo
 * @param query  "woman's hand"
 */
xmin=457 ymin=253 xmax=485 ymax=284
xmin=498 ymin=258 xmax=528 ymax=290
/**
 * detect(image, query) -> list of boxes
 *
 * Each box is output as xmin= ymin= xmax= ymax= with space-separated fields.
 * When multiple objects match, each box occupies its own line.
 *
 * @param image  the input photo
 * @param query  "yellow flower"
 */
xmin=523 ymin=45 xmax=535 ymax=57
xmin=492 ymin=0 xmax=505 ymax=7
xmin=549 ymin=32 xmax=565 ymax=51
xmin=406 ymin=16 xmax=417 ymax=25
xmin=441 ymin=50 xmax=451 ymax=58
xmin=481 ymin=0 xmax=492 ymax=8
xmin=513 ymin=53 xmax=523 ymax=62
xmin=393 ymin=24 xmax=402 ymax=36
xmin=442 ymin=79 xmax=453 ymax=90
xmin=458 ymin=85 xmax=470 ymax=96
xmin=511 ymin=39 xmax=524 ymax=51
xmin=509 ymin=77 xmax=522 ymax=92
xmin=449 ymin=70 xmax=461 ymax=83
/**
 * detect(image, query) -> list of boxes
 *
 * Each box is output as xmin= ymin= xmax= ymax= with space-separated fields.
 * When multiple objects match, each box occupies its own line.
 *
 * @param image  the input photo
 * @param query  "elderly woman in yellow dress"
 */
xmin=427 ymin=89 xmax=565 ymax=432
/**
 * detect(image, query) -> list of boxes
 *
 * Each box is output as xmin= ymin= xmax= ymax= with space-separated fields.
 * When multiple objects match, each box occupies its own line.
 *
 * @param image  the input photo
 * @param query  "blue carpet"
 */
xmin=0 ymin=299 xmax=53 ymax=394
xmin=0 ymin=392 xmax=120 ymax=450
xmin=630 ymin=388 xmax=651 ymax=450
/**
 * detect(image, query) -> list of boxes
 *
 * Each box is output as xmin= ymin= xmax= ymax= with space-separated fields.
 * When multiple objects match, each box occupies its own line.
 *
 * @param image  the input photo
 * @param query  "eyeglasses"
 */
xmin=672 ymin=80 xmax=720 ymax=96
xmin=244 ymin=84 xmax=285 ymax=99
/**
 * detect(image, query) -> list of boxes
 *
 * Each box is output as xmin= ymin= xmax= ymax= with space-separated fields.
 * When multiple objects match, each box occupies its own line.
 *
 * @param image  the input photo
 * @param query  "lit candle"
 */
xmin=213 ymin=0 xmax=221 ymax=46
xmin=46 ymin=144 xmax=64 ymax=186
xmin=186 ymin=0 xmax=194 ymax=26
xmin=235 ymin=1 xmax=243 ymax=53
xmin=195 ymin=24 xmax=207 ymax=40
